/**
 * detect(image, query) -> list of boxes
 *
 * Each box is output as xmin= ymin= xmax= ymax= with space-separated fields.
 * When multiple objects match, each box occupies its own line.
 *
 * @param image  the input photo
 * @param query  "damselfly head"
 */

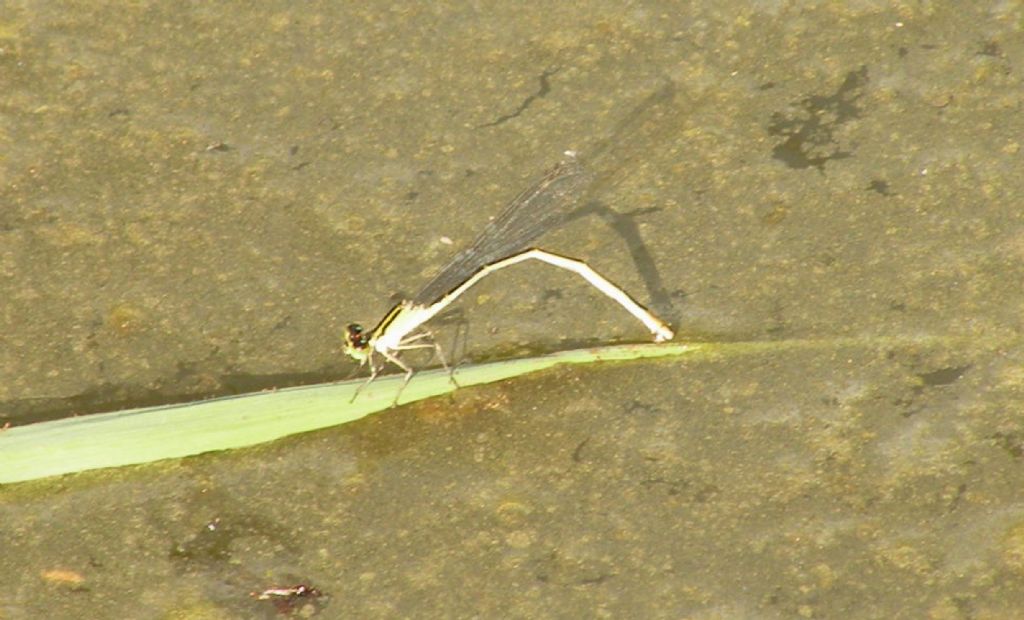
xmin=343 ymin=323 xmax=370 ymax=360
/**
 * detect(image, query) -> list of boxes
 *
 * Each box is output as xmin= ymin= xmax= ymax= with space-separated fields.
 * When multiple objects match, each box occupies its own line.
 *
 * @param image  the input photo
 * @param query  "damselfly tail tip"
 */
xmin=654 ymin=325 xmax=674 ymax=342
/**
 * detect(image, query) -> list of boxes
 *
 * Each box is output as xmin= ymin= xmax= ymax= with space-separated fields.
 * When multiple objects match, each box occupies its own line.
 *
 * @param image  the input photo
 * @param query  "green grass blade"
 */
xmin=0 ymin=342 xmax=704 ymax=484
